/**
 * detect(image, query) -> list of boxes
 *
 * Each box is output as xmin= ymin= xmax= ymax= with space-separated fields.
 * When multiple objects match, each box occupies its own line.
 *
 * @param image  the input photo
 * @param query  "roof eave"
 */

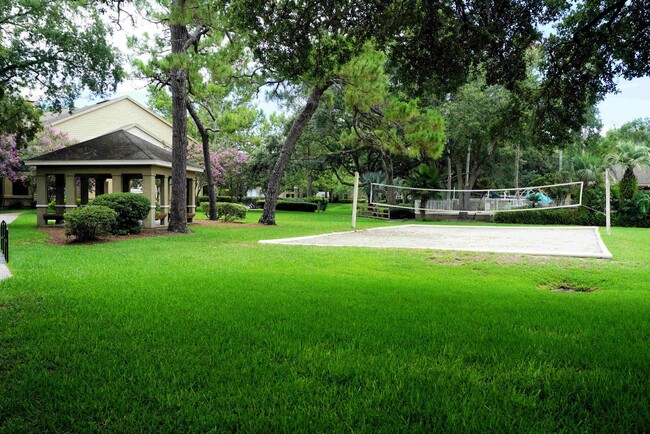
xmin=26 ymin=159 xmax=204 ymax=173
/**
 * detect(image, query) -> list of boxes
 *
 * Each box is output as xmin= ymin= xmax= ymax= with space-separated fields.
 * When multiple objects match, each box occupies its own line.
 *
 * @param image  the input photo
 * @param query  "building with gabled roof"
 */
xmin=26 ymin=129 xmax=202 ymax=228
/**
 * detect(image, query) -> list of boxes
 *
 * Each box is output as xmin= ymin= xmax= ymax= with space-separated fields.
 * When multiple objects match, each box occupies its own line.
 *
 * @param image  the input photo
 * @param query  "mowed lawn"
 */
xmin=1 ymin=205 xmax=649 ymax=432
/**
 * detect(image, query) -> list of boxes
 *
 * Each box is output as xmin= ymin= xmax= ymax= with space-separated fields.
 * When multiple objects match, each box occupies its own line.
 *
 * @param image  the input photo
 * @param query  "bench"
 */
xmin=43 ymin=213 xmax=65 ymax=225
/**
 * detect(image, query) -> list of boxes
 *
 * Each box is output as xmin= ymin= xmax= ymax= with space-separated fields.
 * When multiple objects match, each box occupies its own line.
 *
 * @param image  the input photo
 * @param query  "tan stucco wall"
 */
xmin=50 ymin=97 xmax=198 ymax=148
xmin=1 ymin=177 xmax=32 ymax=206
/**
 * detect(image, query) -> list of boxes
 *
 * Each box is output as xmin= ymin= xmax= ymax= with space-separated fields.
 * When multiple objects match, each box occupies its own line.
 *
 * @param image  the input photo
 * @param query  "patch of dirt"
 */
xmin=428 ymin=251 xmax=566 ymax=266
xmin=538 ymin=281 xmax=598 ymax=293
xmin=38 ymin=226 xmax=189 ymax=246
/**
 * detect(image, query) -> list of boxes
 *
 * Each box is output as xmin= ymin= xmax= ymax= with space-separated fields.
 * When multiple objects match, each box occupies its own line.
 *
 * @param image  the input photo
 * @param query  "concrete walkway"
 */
xmin=0 ymin=213 xmax=20 ymax=281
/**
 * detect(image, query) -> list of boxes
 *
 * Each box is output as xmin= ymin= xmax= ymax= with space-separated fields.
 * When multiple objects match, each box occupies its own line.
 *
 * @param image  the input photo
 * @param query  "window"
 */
xmin=12 ymin=180 xmax=29 ymax=196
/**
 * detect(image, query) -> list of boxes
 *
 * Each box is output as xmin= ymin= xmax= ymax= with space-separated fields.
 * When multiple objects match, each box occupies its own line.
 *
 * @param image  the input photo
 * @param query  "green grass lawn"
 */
xmin=1 ymin=205 xmax=649 ymax=432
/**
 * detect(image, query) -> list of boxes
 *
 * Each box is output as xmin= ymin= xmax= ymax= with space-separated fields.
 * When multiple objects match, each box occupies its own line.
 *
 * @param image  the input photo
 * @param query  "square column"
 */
xmin=111 ymin=174 xmax=122 ymax=193
xmin=35 ymin=174 xmax=48 ymax=227
xmin=158 ymin=175 xmax=169 ymax=226
xmin=187 ymin=178 xmax=196 ymax=222
xmin=142 ymin=174 xmax=156 ymax=228
xmin=65 ymin=175 xmax=77 ymax=214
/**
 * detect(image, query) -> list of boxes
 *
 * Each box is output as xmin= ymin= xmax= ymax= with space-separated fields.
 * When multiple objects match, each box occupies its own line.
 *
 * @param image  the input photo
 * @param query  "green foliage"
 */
xmin=219 ymin=203 xmax=247 ymax=222
xmin=338 ymin=44 xmax=446 ymax=174
xmin=439 ymin=73 xmax=516 ymax=190
xmin=197 ymin=195 xmax=234 ymax=204
xmin=617 ymin=191 xmax=650 ymax=228
xmin=64 ymin=205 xmax=117 ymax=242
xmin=90 ymin=193 xmax=151 ymax=235
xmin=494 ymin=207 xmax=605 ymax=226
xmin=256 ymin=200 xmax=318 ymax=212
xmin=389 ymin=208 xmax=415 ymax=220
xmin=605 ymin=141 xmax=650 ymax=201
xmin=619 ymin=171 xmax=638 ymax=203
xmin=0 ymin=0 xmax=123 ymax=141
xmin=201 ymin=202 xmax=247 ymax=222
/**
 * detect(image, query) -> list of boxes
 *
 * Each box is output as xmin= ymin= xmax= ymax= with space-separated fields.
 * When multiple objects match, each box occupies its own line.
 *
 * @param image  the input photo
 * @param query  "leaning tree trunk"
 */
xmin=187 ymin=101 xmax=217 ymax=220
xmin=168 ymin=22 xmax=190 ymax=233
xmin=259 ymin=83 xmax=330 ymax=225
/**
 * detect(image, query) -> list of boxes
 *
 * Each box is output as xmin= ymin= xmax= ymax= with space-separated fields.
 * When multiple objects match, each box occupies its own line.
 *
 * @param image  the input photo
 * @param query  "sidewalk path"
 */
xmin=0 ymin=213 xmax=21 ymax=281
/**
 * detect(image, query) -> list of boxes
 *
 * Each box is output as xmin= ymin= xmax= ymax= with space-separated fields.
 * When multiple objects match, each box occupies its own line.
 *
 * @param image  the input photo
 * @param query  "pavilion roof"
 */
xmin=26 ymin=130 xmax=202 ymax=172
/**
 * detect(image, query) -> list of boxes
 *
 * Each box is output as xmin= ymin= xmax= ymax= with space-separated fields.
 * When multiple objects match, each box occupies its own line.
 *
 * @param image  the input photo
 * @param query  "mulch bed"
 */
xmin=38 ymin=220 xmax=266 ymax=245
xmin=38 ymin=226 xmax=189 ymax=246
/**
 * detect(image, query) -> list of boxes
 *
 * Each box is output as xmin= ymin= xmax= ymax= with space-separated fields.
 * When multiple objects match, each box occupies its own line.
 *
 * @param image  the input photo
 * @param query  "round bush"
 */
xmin=91 ymin=192 xmax=151 ymax=234
xmin=217 ymin=202 xmax=247 ymax=221
xmin=64 ymin=205 xmax=117 ymax=242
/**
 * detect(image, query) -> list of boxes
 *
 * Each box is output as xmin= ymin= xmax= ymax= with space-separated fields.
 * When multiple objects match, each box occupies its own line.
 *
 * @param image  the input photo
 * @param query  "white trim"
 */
xmin=150 ymin=205 xmax=157 ymax=209
xmin=36 ymin=205 xmax=49 ymax=208
xmin=25 ymin=159 xmax=203 ymax=172
xmin=64 ymin=205 xmax=77 ymax=208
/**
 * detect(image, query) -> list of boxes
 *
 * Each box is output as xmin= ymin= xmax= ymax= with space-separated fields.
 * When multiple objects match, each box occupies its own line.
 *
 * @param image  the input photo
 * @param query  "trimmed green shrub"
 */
xmin=64 ymin=205 xmax=117 ymax=242
xmin=91 ymin=192 xmax=151 ymax=235
xmin=200 ymin=201 xmax=210 ymax=218
xmin=494 ymin=207 xmax=605 ymax=226
xmin=218 ymin=203 xmax=247 ymax=221
xmin=389 ymin=208 xmax=415 ymax=219
xmin=200 ymin=202 xmax=247 ymax=221
xmin=197 ymin=195 xmax=235 ymax=204
xmin=336 ymin=198 xmax=367 ymax=204
xmin=255 ymin=200 xmax=318 ymax=212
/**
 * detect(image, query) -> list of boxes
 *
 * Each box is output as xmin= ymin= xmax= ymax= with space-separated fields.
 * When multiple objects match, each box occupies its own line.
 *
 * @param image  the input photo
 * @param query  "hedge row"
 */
xmin=493 ymin=207 xmax=606 ymax=226
xmin=255 ymin=200 xmax=317 ymax=212
xmin=196 ymin=195 xmax=235 ymax=204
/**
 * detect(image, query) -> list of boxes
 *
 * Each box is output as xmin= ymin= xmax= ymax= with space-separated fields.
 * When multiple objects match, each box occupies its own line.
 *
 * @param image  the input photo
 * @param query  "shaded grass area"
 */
xmin=1 ymin=205 xmax=650 ymax=432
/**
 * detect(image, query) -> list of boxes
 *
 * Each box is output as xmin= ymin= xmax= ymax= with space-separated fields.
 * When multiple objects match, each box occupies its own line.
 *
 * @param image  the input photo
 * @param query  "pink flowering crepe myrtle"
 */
xmin=1 ymin=126 xmax=73 ymax=185
xmin=0 ymin=134 xmax=23 ymax=182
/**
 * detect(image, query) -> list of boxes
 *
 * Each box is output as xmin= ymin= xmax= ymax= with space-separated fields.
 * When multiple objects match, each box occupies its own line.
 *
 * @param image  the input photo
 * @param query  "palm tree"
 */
xmin=572 ymin=152 xmax=605 ymax=185
xmin=605 ymin=141 xmax=650 ymax=201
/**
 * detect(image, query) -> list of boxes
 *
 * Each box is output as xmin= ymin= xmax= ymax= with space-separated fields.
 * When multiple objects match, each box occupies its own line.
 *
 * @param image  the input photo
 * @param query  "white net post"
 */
xmin=351 ymin=171 xmax=359 ymax=229
xmin=605 ymin=169 xmax=611 ymax=235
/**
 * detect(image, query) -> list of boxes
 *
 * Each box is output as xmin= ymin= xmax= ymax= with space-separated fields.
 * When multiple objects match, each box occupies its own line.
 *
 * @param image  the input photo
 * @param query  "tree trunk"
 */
xmin=514 ymin=143 xmax=520 ymax=188
xmin=259 ymin=83 xmax=330 ymax=225
xmin=168 ymin=20 xmax=190 ymax=233
xmin=187 ymin=101 xmax=217 ymax=220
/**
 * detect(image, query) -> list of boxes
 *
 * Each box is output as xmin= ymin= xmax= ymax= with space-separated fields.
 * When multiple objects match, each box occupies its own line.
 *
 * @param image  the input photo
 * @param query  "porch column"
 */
xmin=111 ymin=174 xmax=123 ymax=193
xmin=187 ymin=177 xmax=196 ymax=214
xmin=158 ymin=175 xmax=169 ymax=226
xmin=35 ymin=173 xmax=48 ymax=227
xmin=65 ymin=174 xmax=77 ymax=214
xmin=142 ymin=174 xmax=156 ymax=228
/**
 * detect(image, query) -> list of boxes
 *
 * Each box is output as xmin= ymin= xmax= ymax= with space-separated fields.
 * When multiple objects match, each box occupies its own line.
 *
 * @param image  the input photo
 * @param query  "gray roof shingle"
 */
xmin=27 ymin=130 xmax=201 ymax=172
